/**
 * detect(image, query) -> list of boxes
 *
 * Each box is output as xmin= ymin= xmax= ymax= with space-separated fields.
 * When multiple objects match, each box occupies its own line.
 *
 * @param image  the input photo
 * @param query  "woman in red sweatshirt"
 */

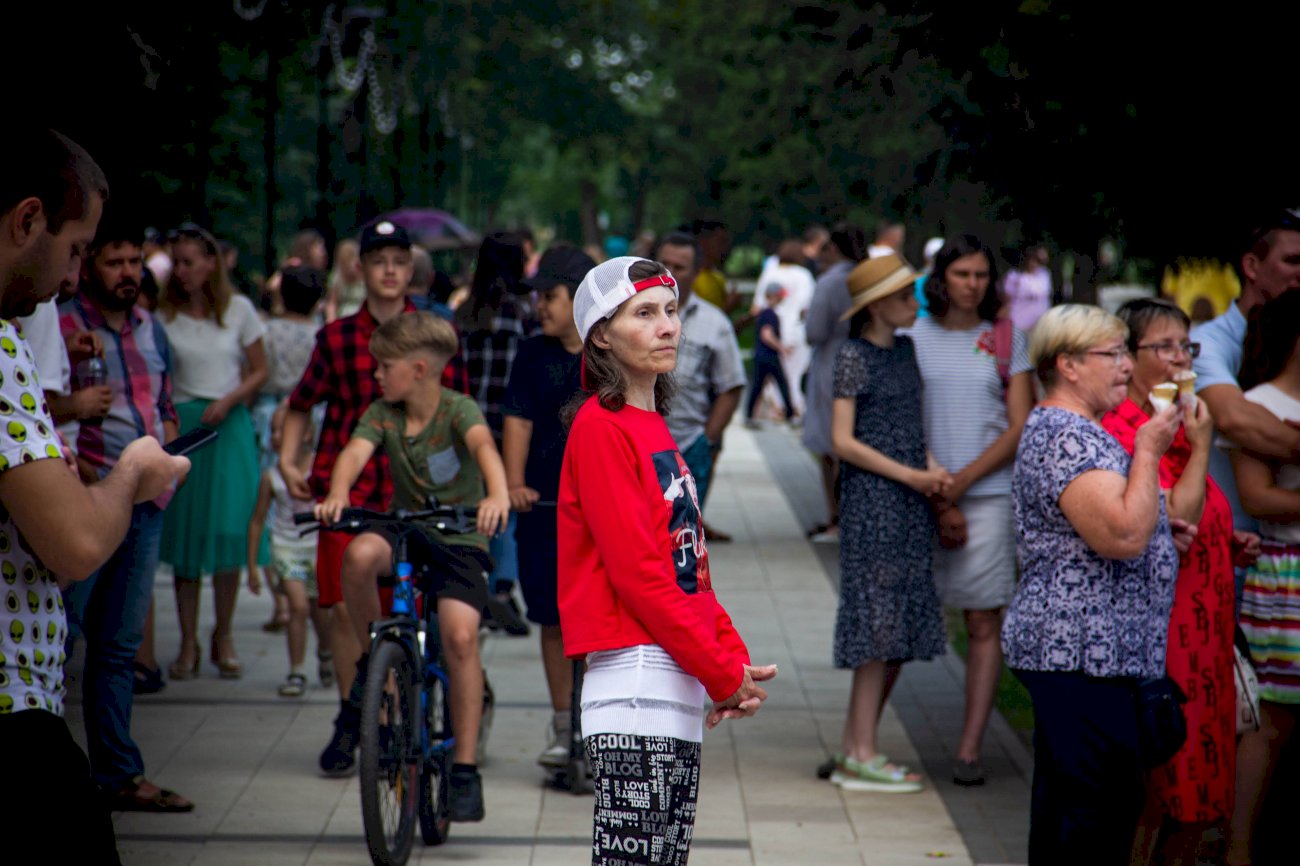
xmin=558 ymin=256 xmax=776 ymax=865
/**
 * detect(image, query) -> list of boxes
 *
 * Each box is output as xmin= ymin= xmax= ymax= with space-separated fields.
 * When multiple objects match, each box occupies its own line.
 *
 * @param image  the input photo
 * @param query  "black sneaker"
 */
xmin=319 ymin=708 xmax=360 ymax=777
xmin=485 ymin=594 xmax=530 ymax=637
xmin=448 ymin=769 xmax=485 ymax=822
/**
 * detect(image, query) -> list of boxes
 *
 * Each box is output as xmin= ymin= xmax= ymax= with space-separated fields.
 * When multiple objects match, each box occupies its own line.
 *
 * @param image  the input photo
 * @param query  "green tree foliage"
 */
xmin=19 ymin=1 xmax=1300 ymax=284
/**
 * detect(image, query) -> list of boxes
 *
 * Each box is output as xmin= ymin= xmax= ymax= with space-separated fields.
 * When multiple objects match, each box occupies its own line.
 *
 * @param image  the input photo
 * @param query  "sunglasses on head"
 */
xmin=1247 ymin=207 xmax=1300 ymax=247
xmin=169 ymin=223 xmax=217 ymax=254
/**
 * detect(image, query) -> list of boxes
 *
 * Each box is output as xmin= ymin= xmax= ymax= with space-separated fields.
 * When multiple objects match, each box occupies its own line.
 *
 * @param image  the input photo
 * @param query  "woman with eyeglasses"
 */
xmin=1002 ymin=304 xmax=1187 ymax=862
xmin=1102 ymin=298 xmax=1259 ymax=864
xmin=157 ymin=225 xmax=269 ymax=679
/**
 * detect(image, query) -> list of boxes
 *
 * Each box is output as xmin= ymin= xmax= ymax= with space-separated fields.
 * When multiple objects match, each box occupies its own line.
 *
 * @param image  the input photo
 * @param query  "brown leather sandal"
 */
xmin=107 ymin=776 xmax=195 ymax=813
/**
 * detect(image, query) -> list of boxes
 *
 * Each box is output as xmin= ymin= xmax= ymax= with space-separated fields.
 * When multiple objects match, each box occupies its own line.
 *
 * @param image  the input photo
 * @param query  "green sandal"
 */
xmin=831 ymin=755 xmax=923 ymax=793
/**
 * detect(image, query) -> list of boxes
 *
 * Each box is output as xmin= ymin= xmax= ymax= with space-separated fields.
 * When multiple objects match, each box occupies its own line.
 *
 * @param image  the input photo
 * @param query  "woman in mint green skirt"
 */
xmin=158 ymin=225 xmax=269 ymax=679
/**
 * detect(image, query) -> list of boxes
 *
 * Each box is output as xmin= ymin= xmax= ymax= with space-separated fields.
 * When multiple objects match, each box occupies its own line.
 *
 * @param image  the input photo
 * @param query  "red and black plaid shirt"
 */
xmin=288 ymin=300 xmax=470 ymax=506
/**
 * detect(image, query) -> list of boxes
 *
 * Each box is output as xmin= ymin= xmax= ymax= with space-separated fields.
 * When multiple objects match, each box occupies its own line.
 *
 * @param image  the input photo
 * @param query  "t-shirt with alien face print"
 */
xmin=0 ymin=319 xmax=68 ymax=717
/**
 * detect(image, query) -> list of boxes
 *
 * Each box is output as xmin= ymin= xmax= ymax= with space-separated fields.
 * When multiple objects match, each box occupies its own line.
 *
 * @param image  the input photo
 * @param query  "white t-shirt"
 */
xmin=0 ymin=319 xmax=69 ymax=716
xmin=267 ymin=467 xmax=318 ymax=557
xmin=581 ymin=644 xmax=706 ymax=743
xmin=15 ymin=298 xmax=70 ymax=395
xmin=145 ymin=251 xmax=172 ymax=288
xmin=754 ymin=262 xmax=815 ymax=347
xmin=903 ymin=317 xmax=1032 ymax=497
xmin=162 ymin=294 xmax=266 ymax=403
xmin=1229 ymin=383 xmax=1300 ymax=543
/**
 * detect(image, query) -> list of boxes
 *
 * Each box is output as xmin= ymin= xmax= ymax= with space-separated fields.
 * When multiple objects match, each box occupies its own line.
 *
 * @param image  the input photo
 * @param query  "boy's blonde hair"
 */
xmin=370 ymin=311 xmax=459 ymax=362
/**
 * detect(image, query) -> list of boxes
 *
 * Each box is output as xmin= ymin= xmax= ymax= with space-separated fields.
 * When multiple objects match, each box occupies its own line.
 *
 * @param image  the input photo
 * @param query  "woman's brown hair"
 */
xmin=158 ymin=225 xmax=234 ymax=326
xmin=562 ymin=259 xmax=676 ymax=427
xmin=1241 ymin=291 xmax=1300 ymax=392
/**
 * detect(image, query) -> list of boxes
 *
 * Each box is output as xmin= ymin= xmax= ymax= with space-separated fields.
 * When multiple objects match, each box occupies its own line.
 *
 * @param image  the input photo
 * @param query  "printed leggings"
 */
xmin=586 ymin=733 xmax=702 ymax=866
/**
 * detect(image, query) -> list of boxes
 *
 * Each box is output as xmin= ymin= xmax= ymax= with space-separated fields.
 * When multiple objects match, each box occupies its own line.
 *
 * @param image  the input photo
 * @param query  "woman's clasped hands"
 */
xmin=706 ymin=664 xmax=778 ymax=729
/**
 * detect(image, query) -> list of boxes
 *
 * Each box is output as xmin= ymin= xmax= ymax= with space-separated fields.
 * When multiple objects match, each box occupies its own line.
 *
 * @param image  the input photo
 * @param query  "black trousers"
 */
xmin=1015 ymin=669 xmax=1146 ymax=865
xmin=0 ymin=710 xmax=121 ymax=864
xmin=746 ymin=354 xmax=793 ymax=420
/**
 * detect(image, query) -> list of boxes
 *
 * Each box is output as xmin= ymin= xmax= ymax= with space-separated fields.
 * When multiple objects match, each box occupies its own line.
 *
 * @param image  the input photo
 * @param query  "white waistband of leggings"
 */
xmin=581 ymin=645 xmax=706 ymax=743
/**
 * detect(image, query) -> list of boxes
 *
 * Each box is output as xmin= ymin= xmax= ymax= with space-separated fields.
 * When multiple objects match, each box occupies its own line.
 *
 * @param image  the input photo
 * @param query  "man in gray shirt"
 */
xmin=802 ymin=224 xmax=867 ymax=542
xmin=656 ymin=232 xmax=746 ymax=539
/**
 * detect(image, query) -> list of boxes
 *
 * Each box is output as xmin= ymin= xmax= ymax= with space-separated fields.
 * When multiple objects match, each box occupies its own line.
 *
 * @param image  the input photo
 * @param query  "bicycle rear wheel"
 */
xmin=360 ymin=640 xmax=419 ymax=866
xmin=419 ymin=667 xmax=452 ymax=845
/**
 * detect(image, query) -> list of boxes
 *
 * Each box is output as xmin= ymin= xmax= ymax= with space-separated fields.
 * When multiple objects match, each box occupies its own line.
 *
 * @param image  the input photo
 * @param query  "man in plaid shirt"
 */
xmin=58 ymin=213 xmax=194 ymax=813
xmin=280 ymin=220 xmax=467 ymax=776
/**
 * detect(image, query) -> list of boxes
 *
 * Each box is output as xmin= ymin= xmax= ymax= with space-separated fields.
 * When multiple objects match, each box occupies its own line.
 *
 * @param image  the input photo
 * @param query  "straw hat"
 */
xmin=839 ymin=254 xmax=921 ymax=321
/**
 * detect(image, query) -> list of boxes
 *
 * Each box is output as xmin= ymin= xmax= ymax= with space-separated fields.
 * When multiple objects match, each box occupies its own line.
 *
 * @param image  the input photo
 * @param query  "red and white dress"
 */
xmin=1103 ymin=398 xmax=1236 ymax=823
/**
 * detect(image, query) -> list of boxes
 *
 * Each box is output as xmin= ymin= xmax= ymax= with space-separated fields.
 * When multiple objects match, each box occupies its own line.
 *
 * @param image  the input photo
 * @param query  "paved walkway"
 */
xmin=66 ymin=420 xmax=1027 ymax=865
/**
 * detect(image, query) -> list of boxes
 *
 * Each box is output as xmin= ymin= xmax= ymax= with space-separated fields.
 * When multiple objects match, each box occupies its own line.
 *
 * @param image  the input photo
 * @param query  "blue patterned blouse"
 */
xmin=1002 ymin=406 xmax=1179 ymax=679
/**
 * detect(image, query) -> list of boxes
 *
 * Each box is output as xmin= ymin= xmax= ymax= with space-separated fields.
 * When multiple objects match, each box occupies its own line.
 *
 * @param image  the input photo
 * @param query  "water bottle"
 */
xmin=76 ymin=356 xmax=108 ymax=425
xmin=76 ymin=356 xmax=107 ymax=389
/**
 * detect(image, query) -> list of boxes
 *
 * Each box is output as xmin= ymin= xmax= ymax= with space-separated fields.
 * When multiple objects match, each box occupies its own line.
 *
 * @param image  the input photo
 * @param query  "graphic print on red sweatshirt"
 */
xmin=653 ymin=450 xmax=712 ymax=594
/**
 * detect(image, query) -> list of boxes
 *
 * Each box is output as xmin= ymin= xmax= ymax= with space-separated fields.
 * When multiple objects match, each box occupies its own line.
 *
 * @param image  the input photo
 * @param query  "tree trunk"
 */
xmin=579 ymin=179 xmax=601 ymax=250
xmin=262 ymin=33 xmax=280 ymax=275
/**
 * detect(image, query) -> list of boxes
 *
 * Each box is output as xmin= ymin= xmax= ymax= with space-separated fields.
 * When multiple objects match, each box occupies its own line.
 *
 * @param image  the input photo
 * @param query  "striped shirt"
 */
xmin=58 ymin=296 xmax=177 ymax=477
xmin=581 ymin=644 xmax=707 ymax=743
xmin=904 ymin=317 xmax=1030 ymax=497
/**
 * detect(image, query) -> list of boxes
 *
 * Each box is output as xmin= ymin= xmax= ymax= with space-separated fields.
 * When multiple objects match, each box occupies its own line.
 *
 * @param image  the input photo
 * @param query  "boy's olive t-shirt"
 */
xmin=354 ymin=387 xmax=489 ymax=550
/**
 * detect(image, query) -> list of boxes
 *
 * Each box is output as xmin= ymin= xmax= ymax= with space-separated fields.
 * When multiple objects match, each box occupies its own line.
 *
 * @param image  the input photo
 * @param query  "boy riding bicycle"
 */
xmin=315 ymin=311 xmax=510 ymax=822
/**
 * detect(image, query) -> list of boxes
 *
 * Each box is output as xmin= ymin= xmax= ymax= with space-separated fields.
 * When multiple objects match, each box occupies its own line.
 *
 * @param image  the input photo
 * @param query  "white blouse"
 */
xmin=162 ymin=294 xmax=266 ymax=403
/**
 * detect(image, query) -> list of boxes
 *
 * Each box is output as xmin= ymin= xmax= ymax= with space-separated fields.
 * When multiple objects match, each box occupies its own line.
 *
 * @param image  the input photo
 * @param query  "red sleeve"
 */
xmin=575 ymin=417 xmax=746 ymax=701
xmin=715 ymin=606 xmax=750 ymax=666
xmin=1101 ymin=401 xmax=1179 ymax=488
xmin=288 ymin=328 xmax=334 ymax=412
xmin=441 ymin=345 xmax=469 ymax=394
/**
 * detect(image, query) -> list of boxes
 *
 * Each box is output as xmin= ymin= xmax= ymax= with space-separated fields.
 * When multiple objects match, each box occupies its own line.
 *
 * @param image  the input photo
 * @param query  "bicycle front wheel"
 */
xmin=360 ymin=639 xmax=419 ymax=866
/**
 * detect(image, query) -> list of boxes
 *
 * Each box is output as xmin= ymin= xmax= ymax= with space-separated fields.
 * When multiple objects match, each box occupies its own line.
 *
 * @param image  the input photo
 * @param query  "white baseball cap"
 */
xmin=573 ymin=256 xmax=679 ymax=343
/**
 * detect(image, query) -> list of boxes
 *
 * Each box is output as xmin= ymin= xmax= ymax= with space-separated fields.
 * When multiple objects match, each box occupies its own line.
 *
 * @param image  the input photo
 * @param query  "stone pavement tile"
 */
xmin=528 ymin=843 xmax=602 ymax=865
xmin=117 ymin=840 xmax=200 ymax=866
xmin=750 ymin=823 xmax=863 ymax=866
xmin=304 ymin=842 xmax=384 ymax=865
xmin=190 ymin=841 xmax=316 ymax=865
xmin=414 ymin=843 xmax=532 ymax=865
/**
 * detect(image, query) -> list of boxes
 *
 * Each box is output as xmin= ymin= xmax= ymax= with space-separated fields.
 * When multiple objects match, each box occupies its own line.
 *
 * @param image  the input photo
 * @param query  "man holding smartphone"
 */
xmin=58 ymin=206 xmax=193 ymax=814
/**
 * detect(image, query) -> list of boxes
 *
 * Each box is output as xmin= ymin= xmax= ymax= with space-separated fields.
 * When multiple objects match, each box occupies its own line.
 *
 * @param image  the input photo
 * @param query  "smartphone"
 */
xmin=164 ymin=427 xmax=219 ymax=457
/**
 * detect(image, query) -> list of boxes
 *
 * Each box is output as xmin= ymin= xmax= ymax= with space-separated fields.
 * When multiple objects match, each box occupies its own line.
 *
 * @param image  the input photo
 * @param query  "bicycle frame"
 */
xmin=367 ymin=528 xmax=460 ymax=767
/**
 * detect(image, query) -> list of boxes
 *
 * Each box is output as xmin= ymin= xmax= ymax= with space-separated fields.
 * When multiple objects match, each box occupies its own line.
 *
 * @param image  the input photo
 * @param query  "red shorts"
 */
xmin=315 ymin=528 xmax=394 ymax=612
xmin=315 ymin=529 xmax=351 ymax=608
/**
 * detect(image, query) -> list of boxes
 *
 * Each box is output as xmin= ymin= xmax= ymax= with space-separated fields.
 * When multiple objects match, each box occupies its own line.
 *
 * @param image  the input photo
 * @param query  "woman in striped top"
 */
xmin=905 ymin=235 xmax=1034 ymax=785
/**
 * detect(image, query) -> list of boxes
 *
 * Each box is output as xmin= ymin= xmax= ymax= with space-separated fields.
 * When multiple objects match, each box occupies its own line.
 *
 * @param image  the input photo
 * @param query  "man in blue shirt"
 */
xmin=1193 ymin=208 xmax=1300 ymax=533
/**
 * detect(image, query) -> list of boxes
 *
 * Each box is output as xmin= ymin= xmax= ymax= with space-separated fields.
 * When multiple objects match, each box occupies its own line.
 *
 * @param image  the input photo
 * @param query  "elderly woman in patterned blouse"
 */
xmin=1001 ymin=304 xmax=1191 ymax=864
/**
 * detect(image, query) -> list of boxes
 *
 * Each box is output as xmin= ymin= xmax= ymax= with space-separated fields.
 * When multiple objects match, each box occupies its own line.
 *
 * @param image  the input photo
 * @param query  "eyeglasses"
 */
xmin=1084 ymin=348 xmax=1131 ymax=366
xmin=1135 ymin=341 xmax=1201 ymax=360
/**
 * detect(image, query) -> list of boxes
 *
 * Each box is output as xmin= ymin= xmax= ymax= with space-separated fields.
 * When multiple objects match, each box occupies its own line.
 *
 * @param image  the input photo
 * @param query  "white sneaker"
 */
xmin=538 ymin=720 xmax=570 ymax=768
xmin=810 ymin=525 xmax=840 ymax=544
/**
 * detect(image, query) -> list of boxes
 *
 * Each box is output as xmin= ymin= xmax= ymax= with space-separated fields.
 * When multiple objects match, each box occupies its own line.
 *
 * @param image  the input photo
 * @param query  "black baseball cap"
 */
xmin=359 ymin=220 xmax=412 ymax=256
xmin=521 ymin=245 xmax=597 ymax=292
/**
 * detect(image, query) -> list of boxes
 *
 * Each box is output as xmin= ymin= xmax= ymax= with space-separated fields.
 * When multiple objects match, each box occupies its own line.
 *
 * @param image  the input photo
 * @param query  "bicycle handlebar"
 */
xmin=294 ymin=504 xmax=479 ymax=537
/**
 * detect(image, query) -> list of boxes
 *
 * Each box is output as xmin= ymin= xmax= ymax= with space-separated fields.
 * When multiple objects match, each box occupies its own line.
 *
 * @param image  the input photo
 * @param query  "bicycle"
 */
xmin=295 ymin=502 xmax=496 ymax=866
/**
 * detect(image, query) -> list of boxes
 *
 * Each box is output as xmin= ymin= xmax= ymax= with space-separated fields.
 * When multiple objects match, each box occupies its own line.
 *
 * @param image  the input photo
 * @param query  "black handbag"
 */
xmin=1134 ymin=676 xmax=1188 ymax=770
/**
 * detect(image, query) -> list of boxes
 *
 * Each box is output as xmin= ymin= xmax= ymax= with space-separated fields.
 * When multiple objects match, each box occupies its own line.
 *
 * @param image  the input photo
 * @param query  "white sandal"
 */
xmin=278 ymin=673 xmax=307 ymax=698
